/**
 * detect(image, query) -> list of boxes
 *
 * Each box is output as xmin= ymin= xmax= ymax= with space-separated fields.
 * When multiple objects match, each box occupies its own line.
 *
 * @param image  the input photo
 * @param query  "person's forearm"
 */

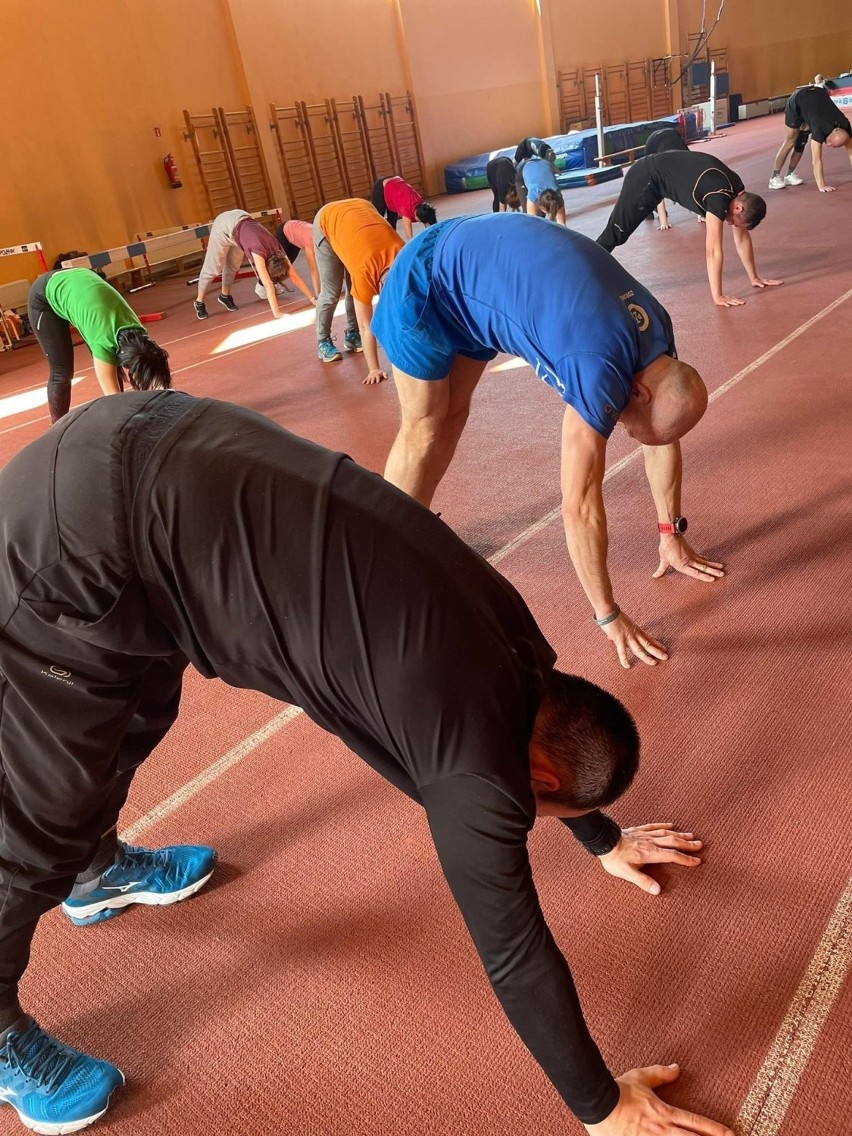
xmin=642 ymin=442 xmax=682 ymax=522
xmin=402 ymin=217 xmax=414 ymax=241
xmin=264 ymin=284 xmax=282 ymax=318
xmin=305 ymin=250 xmax=320 ymax=295
xmin=705 ymin=245 xmax=725 ymax=301
xmin=732 ymin=228 xmax=759 ymax=282
xmin=360 ymin=322 xmax=381 ymax=373
xmin=562 ymin=494 xmax=616 ymax=617
xmin=92 ymin=358 xmax=121 ymax=396
xmin=812 ymin=146 xmax=826 ymax=188
xmin=289 ymin=266 xmax=314 ymax=302
xmin=561 ymin=812 xmax=622 ymax=855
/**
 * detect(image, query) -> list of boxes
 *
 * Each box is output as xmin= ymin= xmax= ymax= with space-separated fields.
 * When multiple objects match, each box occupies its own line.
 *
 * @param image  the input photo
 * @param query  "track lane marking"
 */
xmin=735 ymin=875 xmax=852 ymax=1135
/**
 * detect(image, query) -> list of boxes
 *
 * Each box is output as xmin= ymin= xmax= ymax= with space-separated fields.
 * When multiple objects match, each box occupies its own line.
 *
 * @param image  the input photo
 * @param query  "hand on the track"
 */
xmin=657 ymin=220 xmax=672 ymax=231
xmin=584 ymin=1065 xmax=733 ymax=1136
xmin=652 ymin=538 xmax=725 ymax=582
xmin=600 ymin=611 xmax=668 ymax=669
xmin=818 ymin=184 xmax=836 ymax=192
xmin=713 ymin=294 xmax=746 ymax=307
xmin=750 ymin=276 xmax=784 ymax=289
xmin=363 ymin=368 xmax=388 ymax=386
xmin=598 ymin=823 xmax=703 ymax=895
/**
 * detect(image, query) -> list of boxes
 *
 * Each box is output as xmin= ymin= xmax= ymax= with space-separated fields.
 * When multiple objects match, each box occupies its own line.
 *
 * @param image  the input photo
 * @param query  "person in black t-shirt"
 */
xmin=597 ymin=151 xmax=782 ymax=308
xmin=642 ymin=128 xmax=689 ymax=230
xmin=0 ymin=391 xmax=731 ymax=1136
xmin=486 ymin=156 xmax=521 ymax=211
xmin=514 ymin=136 xmax=557 ymax=164
xmin=769 ymin=84 xmax=852 ymax=192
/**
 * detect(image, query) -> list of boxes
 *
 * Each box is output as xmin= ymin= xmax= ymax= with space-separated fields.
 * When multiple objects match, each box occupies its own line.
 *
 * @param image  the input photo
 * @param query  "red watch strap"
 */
xmin=658 ymin=521 xmax=676 ymax=534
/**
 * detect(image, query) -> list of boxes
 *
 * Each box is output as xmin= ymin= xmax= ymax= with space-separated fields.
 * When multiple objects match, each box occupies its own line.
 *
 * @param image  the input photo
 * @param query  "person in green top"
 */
xmin=27 ymin=269 xmax=171 ymax=423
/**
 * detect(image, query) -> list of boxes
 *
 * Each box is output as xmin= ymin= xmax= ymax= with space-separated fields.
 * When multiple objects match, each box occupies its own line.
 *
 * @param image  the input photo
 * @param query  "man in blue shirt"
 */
xmin=373 ymin=214 xmax=724 ymax=669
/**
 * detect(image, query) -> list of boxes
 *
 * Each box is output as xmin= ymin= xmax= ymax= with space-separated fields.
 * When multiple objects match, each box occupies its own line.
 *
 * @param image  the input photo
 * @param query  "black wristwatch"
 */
xmin=658 ymin=515 xmax=688 ymax=535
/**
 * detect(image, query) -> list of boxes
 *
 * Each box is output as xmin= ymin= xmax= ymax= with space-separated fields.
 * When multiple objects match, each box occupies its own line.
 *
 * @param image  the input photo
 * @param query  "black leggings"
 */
xmin=371 ymin=177 xmax=399 ymax=231
xmin=27 ymin=271 xmax=76 ymax=423
xmin=596 ymin=163 xmax=663 ymax=252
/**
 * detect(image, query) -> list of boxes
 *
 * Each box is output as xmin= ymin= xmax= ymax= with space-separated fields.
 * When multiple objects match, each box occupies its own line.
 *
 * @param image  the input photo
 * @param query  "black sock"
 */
xmin=73 ymin=828 xmax=121 ymax=888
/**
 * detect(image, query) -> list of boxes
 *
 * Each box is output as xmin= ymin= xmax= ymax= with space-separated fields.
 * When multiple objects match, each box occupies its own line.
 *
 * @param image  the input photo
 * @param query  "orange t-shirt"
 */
xmin=319 ymin=199 xmax=404 ymax=303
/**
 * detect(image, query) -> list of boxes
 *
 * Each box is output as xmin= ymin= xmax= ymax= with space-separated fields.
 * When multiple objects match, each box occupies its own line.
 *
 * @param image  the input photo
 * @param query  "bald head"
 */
xmin=826 ymin=126 xmax=851 ymax=148
xmin=619 ymin=356 xmax=708 ymax=445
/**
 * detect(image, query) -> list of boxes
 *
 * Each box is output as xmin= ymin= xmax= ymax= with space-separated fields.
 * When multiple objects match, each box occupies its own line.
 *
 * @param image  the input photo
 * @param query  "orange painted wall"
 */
xmin=397 ymin=0 xmax=552 ymax=193
xmin=546 ymin=0 xmax=669 ymax=70
xmin=1 ymin=0 xmax=247 ymax=286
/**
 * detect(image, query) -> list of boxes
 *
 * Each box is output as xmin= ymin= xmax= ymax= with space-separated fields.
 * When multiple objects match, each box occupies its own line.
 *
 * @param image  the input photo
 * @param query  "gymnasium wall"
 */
xmin=2 ymin=0 xmax=851 ymax=287
xmin=675 ymin=0 xmax=852 ymax=101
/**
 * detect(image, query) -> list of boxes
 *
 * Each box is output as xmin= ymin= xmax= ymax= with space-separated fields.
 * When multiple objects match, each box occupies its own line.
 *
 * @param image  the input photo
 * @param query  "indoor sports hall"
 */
xmin=1 ymin=3 xmax=850 ymax=1135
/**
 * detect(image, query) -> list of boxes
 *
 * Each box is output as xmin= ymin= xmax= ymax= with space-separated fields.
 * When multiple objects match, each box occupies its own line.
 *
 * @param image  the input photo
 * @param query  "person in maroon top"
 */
xmin=371 ymin=175 xmax=437 ymax=240
xmin=193 ymin=209 xmax=314 ymax=320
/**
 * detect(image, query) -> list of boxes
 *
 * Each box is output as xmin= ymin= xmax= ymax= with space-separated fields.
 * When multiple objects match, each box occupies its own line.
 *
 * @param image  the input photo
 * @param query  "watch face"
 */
xmin=674 ymin=516 xmax=688 ymax=534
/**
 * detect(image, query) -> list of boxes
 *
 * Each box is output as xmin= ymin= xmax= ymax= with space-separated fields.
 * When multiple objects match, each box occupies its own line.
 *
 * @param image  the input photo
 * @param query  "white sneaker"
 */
xmin=255 ymin=282 xmax=294 ymax=299
xmin=784 ymin=172 xmax=804 ymax=186
xmin=768 ymin=175 xmax=787 ymax=190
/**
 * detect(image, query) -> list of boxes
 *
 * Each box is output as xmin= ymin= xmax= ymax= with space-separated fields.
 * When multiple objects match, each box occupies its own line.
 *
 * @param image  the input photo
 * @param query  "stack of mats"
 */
xmin=444 ymin=112 xmax=701 ymax=194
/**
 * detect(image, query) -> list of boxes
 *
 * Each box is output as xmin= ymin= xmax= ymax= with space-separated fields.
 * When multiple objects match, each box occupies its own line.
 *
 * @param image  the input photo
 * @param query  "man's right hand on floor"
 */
xmin=584 ymin=1065 xmax=734 ymax=1135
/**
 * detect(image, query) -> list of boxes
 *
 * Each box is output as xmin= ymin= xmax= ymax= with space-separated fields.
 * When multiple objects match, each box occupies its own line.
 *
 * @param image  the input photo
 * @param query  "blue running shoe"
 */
xmin=317 ymin=337 xmax=342 ymax=363
xmin=61 ymin=841 xmax=216 ymax=927
xmin=0 ymin=1017 xmax=124 ymax=1134
xmin=343 ymin=328 xmax=363 ymax=353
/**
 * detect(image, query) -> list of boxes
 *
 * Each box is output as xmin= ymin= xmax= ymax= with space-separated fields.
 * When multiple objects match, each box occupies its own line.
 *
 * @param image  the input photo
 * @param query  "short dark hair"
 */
xmin=415 ymin=202 xmax=437 ymax=226
xmin=266 ymin=251 xmax=291 ymax=282
xmin=739 ymin=192 xmax=767 ymax=230
xmin=537 ymin=188 xmax=565 ymax=223
xmin=504 ymin=185 xmax=520 ymax=210
xmin=540 ymin=145 xmax=557 ymax=164
xmin=533 ymin=670 xmax=639 ymax=809
xmin=117 ymin=328 xmax=171 ymax=391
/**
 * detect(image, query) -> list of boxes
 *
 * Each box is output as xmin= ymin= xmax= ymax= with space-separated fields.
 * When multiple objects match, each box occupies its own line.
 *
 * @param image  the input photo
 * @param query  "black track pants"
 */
xmin=596 ymin=165 xmax=663 ymax=252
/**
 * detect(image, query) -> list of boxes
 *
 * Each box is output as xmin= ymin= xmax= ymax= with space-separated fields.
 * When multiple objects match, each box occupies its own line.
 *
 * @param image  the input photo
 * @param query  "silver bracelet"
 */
xmin=594 ymin=604 xmax=621 ymax=627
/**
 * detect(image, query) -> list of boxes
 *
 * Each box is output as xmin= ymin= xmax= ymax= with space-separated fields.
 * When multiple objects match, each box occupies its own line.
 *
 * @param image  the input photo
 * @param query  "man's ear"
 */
xmin=529 ymin=744 xmax=561 ymax=793
xmin=630 ymin=380 xmax=652 ymax=404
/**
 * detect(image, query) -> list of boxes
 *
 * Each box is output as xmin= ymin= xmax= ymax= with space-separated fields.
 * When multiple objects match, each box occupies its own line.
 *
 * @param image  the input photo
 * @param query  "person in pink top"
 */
xmin=371 ymin=175 xmax=437 ymax=240
xmin=275 ymin=219 xmax=320 ymax=297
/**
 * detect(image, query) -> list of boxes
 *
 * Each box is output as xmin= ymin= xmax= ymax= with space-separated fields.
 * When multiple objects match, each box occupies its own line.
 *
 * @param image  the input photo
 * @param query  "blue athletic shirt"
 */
xmin=430 ymin=214 xmax=676 ymax=437
xmin=521 ymin=157 xmax=559 ymax=202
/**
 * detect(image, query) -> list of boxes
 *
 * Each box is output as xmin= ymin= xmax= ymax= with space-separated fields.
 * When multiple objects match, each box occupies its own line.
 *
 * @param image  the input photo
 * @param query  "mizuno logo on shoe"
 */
xmin=101 ymin=882 xmax=142 ymax=893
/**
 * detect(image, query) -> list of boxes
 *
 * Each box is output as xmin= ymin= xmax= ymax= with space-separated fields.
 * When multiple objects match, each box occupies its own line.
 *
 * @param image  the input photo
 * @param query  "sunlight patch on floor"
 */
xmin=211 ymin=304 xmax=323 ymax=354
xmin=0 ymin=377 xmax=82 ymax=420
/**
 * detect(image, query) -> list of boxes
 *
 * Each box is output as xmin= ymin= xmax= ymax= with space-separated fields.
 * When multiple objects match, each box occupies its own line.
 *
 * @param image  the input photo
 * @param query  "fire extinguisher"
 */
xmin=163 ymin=153 xmax=183 ymax=189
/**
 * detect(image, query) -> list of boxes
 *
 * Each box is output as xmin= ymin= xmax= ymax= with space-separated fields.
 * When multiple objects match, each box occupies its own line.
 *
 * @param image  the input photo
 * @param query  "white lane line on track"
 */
xmin=735 ymin=875 xmax=852 ymax=1136
xmin=120 ymin=705 xmax=303 ymax=842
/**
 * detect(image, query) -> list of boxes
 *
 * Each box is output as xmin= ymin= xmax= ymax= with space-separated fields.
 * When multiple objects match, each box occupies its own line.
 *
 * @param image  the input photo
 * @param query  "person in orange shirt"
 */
xmin=312 ymin=199 xmax=403 ymax=384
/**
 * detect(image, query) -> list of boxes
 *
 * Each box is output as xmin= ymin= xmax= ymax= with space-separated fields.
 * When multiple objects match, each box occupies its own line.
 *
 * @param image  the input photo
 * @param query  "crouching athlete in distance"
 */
xmin=0 ymin=392 xmax=732 ymax=1136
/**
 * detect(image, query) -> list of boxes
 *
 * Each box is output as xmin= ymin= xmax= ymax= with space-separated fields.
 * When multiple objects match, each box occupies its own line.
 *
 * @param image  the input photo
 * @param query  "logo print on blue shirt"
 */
xmin=628 ymin=304 xmax=650 ymax=332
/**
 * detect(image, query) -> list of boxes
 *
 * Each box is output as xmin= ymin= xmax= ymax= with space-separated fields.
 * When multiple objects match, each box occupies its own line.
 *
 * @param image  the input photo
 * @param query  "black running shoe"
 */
xmin=218 ymin=294 xmax=239 ymax=312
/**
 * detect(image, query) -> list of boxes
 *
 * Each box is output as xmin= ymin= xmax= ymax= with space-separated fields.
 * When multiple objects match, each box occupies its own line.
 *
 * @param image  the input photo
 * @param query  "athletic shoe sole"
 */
xmin=61 ymin=869 xmax=214 ymax=925
xmin=344 ymin=343 xmax=364 ymax=354
xmin=1 ymin=1074 xmax=124 ymax=1134
xmin=318 ymin=353 xmax=342 ymax=363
